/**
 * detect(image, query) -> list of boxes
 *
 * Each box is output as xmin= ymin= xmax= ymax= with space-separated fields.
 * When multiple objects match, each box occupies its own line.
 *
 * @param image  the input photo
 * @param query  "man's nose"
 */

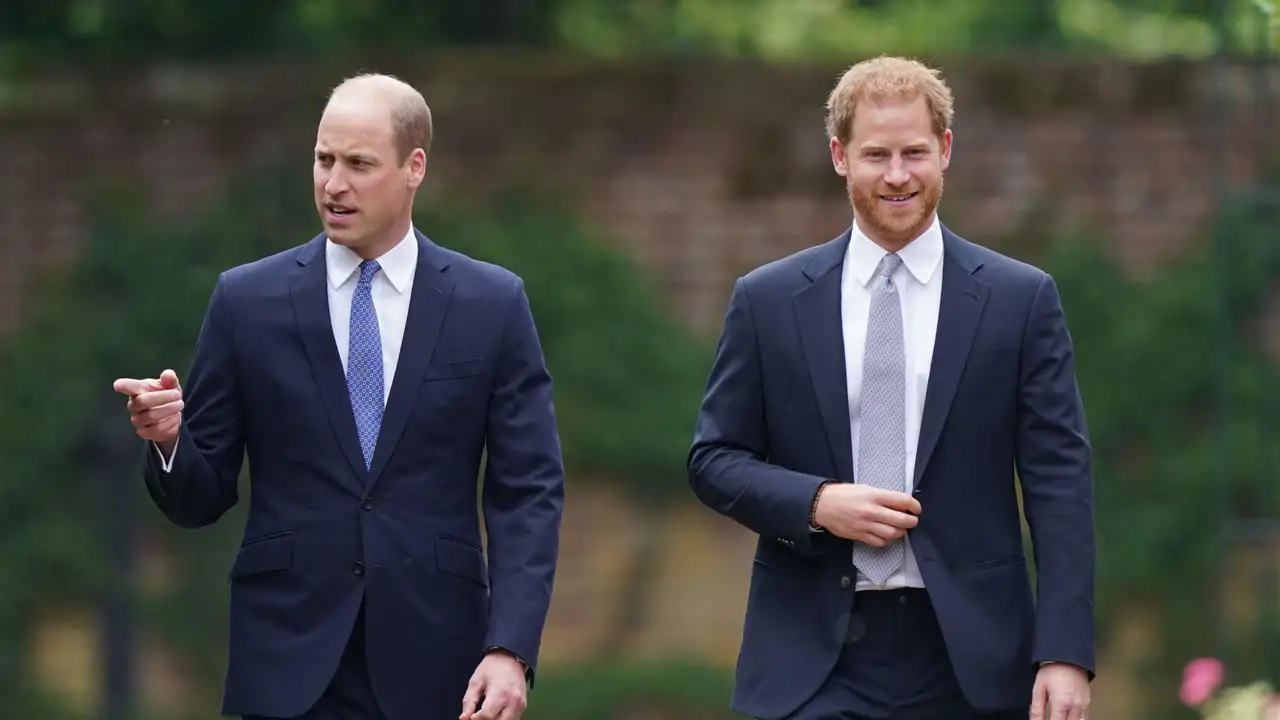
xmin=883 ymin=159 xmax=910 ymax=186
xmin=324 ymin=168 xmax=349 ymax=195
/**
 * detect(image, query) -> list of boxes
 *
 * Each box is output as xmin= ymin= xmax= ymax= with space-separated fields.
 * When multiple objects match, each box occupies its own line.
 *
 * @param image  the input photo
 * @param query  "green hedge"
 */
xmin=1041 ymin=177 xmax=1280 ymax=716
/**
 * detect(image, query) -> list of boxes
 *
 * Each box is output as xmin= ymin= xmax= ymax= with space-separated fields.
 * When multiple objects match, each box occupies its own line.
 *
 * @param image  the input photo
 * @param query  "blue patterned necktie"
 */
xmin=347 ymin=259 xmax=384 ymax=469
xmin=852 ymin=252 xmax=908 ymax=586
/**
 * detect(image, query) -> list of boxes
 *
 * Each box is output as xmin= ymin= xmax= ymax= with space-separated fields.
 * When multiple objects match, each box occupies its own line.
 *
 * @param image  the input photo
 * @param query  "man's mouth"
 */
xmin=325 ymin=203 xmax=357 ymax=218
xmin=880 ymin=192 xmax=918 ymax=204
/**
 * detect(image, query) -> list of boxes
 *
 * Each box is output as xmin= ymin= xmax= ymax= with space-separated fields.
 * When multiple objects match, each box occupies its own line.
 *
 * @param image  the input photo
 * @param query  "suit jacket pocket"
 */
xmin=972 ymin=552 xmax=1025 ymax=570
xmin=967 ymin=346 xmax=1019 ymax=369
xmin=970 ymin=344 xmax=1019 ymax=355
xmin=424 ymin=357 xmax=486 ymax=382
xmin=229 ymin=532 xmax=295 ymax=581
xmin=435 ymin=535 xmax=488 ymax=587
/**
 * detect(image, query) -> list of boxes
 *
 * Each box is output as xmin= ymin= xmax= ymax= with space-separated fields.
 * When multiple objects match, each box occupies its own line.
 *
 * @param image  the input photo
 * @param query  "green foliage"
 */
xmin=1255 ymin=0 xmax=1279 ymax=48
xmin=0 ymin=0 xmax=1273 ymax=69
xmin=0 ymin=162 xmax=707 ymax=713
xmin=556 ymin=0 xmax=1274 ymax=58
xmin=1040 ymin=176 xmax=1280 ymax=717
xmin=0 ymin=0 xmax=560 ymax=61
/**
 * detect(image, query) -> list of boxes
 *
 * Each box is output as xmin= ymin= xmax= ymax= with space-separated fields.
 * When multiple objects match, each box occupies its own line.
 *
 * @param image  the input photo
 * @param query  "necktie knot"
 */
xmin=358 ymin=260 xmax=382 ymax=286
xmin=875 ymin=253 xmax=903 ymax=283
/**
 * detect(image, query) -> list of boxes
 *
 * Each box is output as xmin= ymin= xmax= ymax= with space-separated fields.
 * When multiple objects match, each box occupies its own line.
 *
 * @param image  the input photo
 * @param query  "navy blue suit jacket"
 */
xmin=143 ymin=230 xmax=565 ymax=720
xmin=688 ymin=226 xmax=1094 ymax=719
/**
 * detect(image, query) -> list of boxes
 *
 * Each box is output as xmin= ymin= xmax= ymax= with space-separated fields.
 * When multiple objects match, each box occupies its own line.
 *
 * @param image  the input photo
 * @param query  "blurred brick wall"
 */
xmin=2 ymin=55 xmax=1276 ymax=336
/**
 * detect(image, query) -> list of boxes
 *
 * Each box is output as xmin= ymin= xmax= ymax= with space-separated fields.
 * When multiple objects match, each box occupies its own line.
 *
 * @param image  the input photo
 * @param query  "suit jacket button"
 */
xmin=354 ymin=561 xmax=365 ymax=576
xmin=363 ymin=500 xmax=375 ymax=511
xmin=839 ymin=574 xmax=852 ymax=589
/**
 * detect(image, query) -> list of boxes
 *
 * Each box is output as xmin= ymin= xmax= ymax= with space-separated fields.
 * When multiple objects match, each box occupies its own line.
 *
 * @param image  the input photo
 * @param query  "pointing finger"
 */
xmin=115 ymin=377 xmax=167 ymax=396
xmin=113 ymin=378 xmax=150 ymax=396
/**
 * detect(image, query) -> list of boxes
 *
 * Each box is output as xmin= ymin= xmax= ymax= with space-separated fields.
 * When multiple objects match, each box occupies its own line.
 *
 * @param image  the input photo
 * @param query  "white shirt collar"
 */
xmin=325 ymin=225 xmax=418 ymax=294
xmin=848 ymin=214 xmax=943 ymax=287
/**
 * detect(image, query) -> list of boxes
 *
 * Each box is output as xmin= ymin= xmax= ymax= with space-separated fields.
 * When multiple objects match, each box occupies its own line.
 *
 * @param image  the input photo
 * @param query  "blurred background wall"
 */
xmin=1 ymin=1 xmax=1278 ymax=718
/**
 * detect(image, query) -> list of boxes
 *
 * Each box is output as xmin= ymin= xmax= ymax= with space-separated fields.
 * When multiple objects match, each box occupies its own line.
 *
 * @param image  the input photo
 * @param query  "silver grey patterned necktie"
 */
xmin=852 ymin=252 xmax=907 ymax=586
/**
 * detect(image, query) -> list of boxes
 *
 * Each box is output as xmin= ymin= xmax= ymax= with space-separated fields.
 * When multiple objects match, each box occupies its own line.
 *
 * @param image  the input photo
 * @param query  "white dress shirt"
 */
xmin=841 ymin=215 xmax=943 ymax=591
xmin=155 ymin=226 xmax=419 ymax=471
xmin=324 ymin=225 xmax=418 ymax=400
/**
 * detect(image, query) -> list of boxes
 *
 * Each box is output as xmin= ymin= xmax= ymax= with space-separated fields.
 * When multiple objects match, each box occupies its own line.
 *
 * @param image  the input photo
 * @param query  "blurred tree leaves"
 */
xmin=1254 ymin=0 xmax=1279 ymax=48
xmin=551 ymin=0 xmax=1269 ymax=59
xmin=0 ymin=0 xmax=1273 ymax=70
xmin=0 ymin=0 xmax=561 ymax=62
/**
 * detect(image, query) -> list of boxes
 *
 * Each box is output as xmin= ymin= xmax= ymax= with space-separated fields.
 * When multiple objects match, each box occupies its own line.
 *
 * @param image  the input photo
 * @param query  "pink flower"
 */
xmin=1179 ymin=657 xmax=1226 ymax=707
xmin=1265 ymin=693 xmax=1280 ymax=719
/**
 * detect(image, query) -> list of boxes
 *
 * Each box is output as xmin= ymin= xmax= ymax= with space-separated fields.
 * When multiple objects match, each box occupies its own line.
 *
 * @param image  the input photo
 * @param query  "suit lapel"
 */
xmin=794 ymin=230 xmax=855 ymax=483
xmin=913 ymin=228 xmax=989 ymax=488
xmin=365 ymin=230 xmax=455 ymax=490
xmin=290 ymin=236 xmax=368 ymax=482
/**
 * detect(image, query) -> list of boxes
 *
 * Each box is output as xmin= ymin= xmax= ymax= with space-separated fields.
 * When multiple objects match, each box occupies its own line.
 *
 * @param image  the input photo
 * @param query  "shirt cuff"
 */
xmin=153 ymin=438 xmax=178 ymax=473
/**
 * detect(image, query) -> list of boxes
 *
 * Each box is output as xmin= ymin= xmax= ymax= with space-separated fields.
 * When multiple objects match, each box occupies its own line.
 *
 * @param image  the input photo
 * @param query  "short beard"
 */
xmin=849 ymin=174 xmax=943 ymax=249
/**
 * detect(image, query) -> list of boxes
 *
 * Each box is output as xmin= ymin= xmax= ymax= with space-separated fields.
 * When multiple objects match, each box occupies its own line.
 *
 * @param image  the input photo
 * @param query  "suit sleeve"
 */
xmin=1015 ymin=273 xmax=1096 ymax=677
xmin=687 ymin=277 xmax=831 ymax=557
xmin=142 ymin=272 xmax=244 ymax=529
xmin=480 ymin=277 xmax=565 ymax=685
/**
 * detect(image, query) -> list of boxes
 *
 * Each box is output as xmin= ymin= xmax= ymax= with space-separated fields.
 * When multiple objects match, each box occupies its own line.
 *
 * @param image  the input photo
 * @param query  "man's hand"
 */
xmin=1030 ymin=663 xmax=1090 ymax=720
xmin=811 ymin=483 xmax=920 ymax=545
xmin=460 ymin=650 xmax=528 ymax=720
xmin=113 ymin=369 xmax=183 ymax=454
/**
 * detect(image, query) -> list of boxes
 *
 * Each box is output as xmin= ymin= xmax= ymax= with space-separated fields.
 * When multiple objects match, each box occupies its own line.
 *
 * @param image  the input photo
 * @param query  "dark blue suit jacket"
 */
xmin=688 ymin=226 xmax=1094 ymax=719
xmin=143 ymin=230 xmax=565 ymax=720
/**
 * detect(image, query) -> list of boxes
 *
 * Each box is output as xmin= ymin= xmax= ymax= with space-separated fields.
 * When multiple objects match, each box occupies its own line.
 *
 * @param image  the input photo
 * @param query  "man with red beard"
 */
xmin=688 ymin=56 xmax=1095 ymax=720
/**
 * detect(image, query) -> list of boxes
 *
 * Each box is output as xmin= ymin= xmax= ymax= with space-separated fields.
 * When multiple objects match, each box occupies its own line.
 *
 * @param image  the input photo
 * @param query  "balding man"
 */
xmin=113 ymin=74 xmax=565 ymax=720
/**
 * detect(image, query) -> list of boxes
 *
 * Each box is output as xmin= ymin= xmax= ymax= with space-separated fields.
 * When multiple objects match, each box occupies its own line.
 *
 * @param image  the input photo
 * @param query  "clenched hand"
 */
xmin=811 ymin=483 xmax=921 ymax=546
xmin=113 ymin=369 xmax=183 ymax=454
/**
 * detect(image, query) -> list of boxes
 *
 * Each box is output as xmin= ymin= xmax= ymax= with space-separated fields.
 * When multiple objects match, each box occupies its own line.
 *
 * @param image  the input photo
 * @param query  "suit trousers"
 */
xmin=244 ymin=599 xmax=387 ymax=720
xmin=782 ymin=588 xmax=1025 ymax=720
